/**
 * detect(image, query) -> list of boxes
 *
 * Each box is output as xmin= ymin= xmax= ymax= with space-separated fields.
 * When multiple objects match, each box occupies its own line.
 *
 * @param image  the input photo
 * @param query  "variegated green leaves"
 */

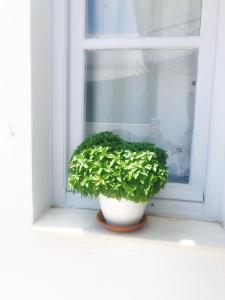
xmin=68 ymin=132 xmax=168 ymax=203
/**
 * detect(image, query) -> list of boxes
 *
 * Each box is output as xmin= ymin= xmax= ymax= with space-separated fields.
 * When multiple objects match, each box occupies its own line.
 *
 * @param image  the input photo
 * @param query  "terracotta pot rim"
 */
xmin=96 ymin=210 xmax=148 ymax=233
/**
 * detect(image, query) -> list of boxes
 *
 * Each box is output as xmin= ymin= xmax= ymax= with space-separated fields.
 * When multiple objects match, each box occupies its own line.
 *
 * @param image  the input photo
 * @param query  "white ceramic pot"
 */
xmin=99 ymin=195 xmax=147 ymax=226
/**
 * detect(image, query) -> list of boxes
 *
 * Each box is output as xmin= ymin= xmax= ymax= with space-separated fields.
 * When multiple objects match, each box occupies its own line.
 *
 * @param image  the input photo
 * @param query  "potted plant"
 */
xmin=68 ymin=131 xmax=168 ymax=227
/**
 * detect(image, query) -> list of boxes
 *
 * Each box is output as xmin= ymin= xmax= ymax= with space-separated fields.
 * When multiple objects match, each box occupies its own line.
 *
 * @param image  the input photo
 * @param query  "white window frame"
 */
xmin=52 ymin=0 xmax=224 ymax=220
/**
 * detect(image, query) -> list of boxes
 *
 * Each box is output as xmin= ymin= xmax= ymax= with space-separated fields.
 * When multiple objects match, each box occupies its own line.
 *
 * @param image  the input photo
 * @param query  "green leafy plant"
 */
xmin=68 ymin=131 xmax=168 ymax=203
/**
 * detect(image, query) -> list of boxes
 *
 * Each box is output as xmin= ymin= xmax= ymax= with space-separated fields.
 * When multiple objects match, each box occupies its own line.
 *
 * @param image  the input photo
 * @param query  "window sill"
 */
xmin=32 ymin=208 xmax=225 ymax=252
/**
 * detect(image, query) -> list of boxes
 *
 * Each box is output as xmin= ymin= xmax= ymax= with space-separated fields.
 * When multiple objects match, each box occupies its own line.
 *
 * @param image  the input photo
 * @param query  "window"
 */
xmin=53 ymin=0 xmax=220 ymax=216
xmin=85 ymin=49 xmax=197 ymax=186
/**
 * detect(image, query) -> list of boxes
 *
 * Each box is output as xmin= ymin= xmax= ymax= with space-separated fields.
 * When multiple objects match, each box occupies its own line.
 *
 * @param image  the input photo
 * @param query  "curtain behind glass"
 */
xmin=87 ymin=0 xmax=202 ymax=37
xmin=85 ymin=50 xmax=197 ymax=184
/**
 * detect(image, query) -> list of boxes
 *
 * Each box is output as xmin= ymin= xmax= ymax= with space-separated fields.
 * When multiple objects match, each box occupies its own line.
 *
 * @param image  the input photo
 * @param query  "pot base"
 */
xmin=96 ymin=211 xmax=148 ymax=233
xmin=99 ymin=196 xmax=147 ymax=226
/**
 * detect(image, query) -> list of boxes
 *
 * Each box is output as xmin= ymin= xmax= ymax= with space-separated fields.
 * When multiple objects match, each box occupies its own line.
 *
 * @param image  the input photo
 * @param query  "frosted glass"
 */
xmin=87 ymin=0 xmax=202 ymax=37
xmin=85 ymin=50 xmax=198 ymax=183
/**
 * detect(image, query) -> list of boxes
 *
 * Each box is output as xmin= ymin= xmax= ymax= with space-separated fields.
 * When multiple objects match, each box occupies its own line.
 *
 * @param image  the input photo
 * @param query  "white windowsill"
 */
xmin=32 ymin=208 xmax=225 ymax=251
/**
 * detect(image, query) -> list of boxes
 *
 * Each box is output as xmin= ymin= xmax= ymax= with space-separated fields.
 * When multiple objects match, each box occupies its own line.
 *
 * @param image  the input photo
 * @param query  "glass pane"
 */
xmin=85 ymin=50 xmax=198 ymax=184
xmin=86 ymin=0 xmax=202 ymax=37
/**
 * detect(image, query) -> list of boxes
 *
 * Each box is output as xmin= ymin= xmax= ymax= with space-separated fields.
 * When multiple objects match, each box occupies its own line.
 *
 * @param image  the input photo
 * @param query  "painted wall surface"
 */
xmin=0 ymin=0 xmax=33 ymax=228
xmin=0 ymin=0 xmax=52 ymax=228
xmin=31 ymin=0 xmax=52 ymax=221
xmin=209 ymin=0 xmax=225 ymax=225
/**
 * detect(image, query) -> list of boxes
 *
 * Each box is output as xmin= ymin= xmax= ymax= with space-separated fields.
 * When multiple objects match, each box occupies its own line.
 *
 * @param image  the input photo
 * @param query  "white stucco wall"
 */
xmin=0 ymin=0 xmax=52 ymax=228
xmin=214 ymin=0 xmax=225 ymax=226
xmin=0 ymin=0 xmax=33 ymax=228
xmin=31 ymin=0 xmax=52 ymax=221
